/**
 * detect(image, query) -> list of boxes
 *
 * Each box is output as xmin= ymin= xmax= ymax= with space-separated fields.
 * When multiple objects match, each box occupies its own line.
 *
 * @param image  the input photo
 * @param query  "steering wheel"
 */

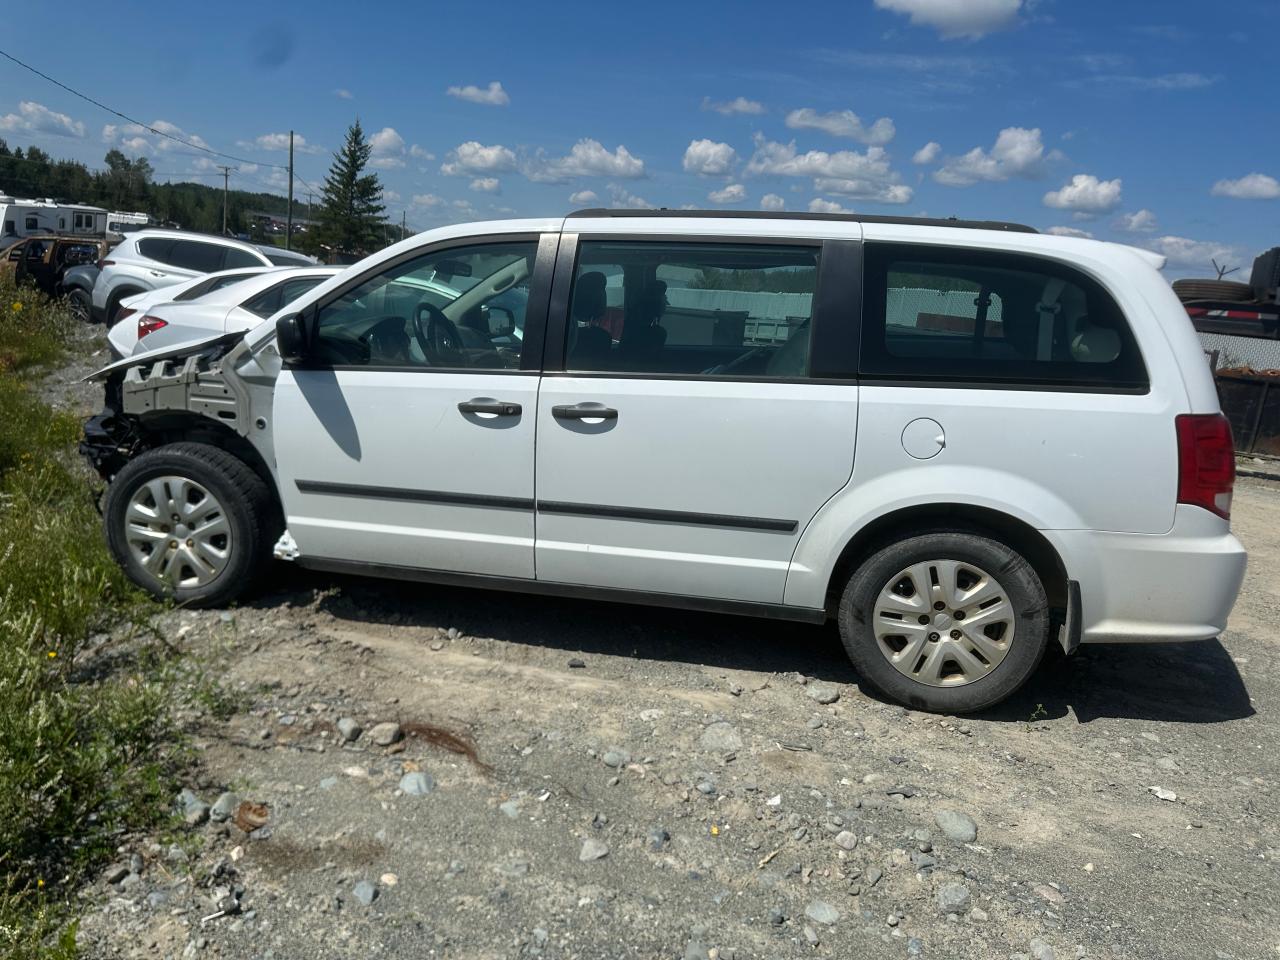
xmin=412 ymin=302 xmax=465 ymax=367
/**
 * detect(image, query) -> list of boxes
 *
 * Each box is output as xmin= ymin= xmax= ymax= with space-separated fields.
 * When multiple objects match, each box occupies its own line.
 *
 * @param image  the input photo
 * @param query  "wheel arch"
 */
xmin=823 ymin=503 xmax=1069 ymax=622
xmin=135 ymin=412 xmax=280 ymax=521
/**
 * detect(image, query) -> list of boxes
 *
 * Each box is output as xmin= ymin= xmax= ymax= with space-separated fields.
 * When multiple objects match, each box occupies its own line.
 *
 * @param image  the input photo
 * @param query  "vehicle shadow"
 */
xmin=253 ymin=569 xmax=1254 ymax=726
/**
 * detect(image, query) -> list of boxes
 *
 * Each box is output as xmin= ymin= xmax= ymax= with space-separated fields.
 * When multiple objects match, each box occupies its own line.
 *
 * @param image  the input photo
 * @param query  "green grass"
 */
xmin=0 ymin=275 xmax=183 ymax=956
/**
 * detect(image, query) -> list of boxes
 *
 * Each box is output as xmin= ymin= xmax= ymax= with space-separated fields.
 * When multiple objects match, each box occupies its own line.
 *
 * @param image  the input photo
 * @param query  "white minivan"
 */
xmin=81 ymin=211 xmax=1247 ymax=712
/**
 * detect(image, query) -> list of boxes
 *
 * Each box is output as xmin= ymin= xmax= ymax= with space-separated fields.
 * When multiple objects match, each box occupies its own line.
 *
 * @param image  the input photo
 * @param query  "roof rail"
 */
xmin=567 ymin=208 xmax=1038 ymax=234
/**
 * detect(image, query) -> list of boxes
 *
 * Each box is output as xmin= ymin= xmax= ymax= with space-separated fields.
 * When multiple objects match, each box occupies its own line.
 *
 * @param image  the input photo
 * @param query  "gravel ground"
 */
xmin=54 ymin=330 xmax=1280 ymax=960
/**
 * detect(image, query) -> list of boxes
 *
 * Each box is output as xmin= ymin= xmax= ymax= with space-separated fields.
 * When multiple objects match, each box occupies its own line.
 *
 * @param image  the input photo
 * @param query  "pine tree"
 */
xmin=316 ymin=120 xmax=385 ymax=256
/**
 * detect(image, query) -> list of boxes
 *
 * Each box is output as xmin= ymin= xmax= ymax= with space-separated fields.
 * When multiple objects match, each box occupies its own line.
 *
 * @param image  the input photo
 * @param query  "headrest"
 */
xmin=573 ymin=271 xmax=607 ymax=320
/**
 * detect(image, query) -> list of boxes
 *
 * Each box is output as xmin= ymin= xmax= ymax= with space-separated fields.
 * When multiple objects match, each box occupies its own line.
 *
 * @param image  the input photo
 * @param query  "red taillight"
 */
xmin=1176 ymin=413 xmax=1235 ymax=520
xmin=137 ymin=315 xmax=168 ymax=338
xmin=97 ymin=259 xmax=114 ymax=270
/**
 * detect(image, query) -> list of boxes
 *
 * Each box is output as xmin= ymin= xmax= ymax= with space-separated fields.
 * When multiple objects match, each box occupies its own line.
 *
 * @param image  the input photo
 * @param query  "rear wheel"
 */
xmin=104 ymin=443 xmax=277 ymax=607
xmin=106 ymin=288 xmax=142 ymax=326
xmin=837 ymin=531 xmax=1049 ymax=713
xmin=66 ymin=288 xmax=93 ymax=324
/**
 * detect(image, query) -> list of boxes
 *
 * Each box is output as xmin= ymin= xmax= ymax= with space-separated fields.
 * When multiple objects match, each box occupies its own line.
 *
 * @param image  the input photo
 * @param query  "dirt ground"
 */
xmin=56 ymin=331 xmax=1280 ymax=960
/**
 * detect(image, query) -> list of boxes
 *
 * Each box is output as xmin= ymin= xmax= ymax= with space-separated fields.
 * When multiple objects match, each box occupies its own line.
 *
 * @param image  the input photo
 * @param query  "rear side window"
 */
xmin=241 ymin=276 xmax=325 ymax=319
xmin=224 ymin=247 xmax=265 ymax=269
xmin=137 ymin=238 xmax=176 ymax=263
xmin=167 ymin=240 xmax=226 ymax=272
xmin=566 ymin=241 xmax=818 ymax=378
xmin=861 ymin=244 xmax=1147 ymax=390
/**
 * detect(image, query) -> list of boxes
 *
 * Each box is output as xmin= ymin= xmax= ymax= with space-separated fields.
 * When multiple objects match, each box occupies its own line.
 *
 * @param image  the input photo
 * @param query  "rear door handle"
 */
xmin=552 ymin=402 xmax=618 ymax=421
xmin=458 ymin=397 xmax=522 ymax=416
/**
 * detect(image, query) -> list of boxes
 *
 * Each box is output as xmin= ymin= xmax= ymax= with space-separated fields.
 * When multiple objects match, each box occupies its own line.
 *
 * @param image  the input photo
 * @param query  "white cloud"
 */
xmin=102 ymin=119 xmax=209 ymax=155
xmin=608 ymin=185 xmax=653 ymax=209
xmin=440 ymin=141 xmax=518 ymax=176
xmin=1046 ymin=226 xmax=1094 ymax=238
xmin=874 ymin=0 xmax=1023 ymax=39
xmin=525 ymin=139 xmax=645 ymax=182
xmin=0 ymin=100 xmax=85 ymax=138
xmin=412 ymin=193 xmax=445 ymax=208
xmin=383 ymin=189 xmax=401 ymax=203
xmin=809 ymin=198 xmax=856 ymax=214
xmin=469 ymin=177 xmax=501 ymax=193
xmin=333 ymin=88 xmax=353 ymax=100
xmin=409 ymin=144 xmax=434 ymax=160
xmin=682 ymin=139 xmax=738 ymax=176
xmin=814 ymin=177 xmax=913 ymax=204
xmin=1116 ymin=208 xmax=1158 ymax=233
xmin=446 ymin=81 xmax=510 ymax=106
xmin=708 ymin=183 xmax=747 ymax=204
xmin=569 ymin=189 xmax=598 ymax=205
xmin=785 ymin=108 xmax=895 ymax=145
xmin=368 ymin=126 xmax=406 ymax=168
xmin=1145 ymin=235 xmax=1241 ymax=270
xmin=702 ymin=96 xmax=766 ymax=115
xmin=239 ymin=132 xmax=324 ymax=155
xmin=1042 ymin=174 xmax=1123 ymax=216
xmin=933 ymin=126 xmax=1046 ymax=186
xmin=1210 ymin=172 xmax=1280 ymax=200
xmin=912 ymin=141 xmax=941 ymax=164
xmin=760 ymin=193 xmax=786 ymax=211
xmin=745 ymin=137 xmax=894 ymax=180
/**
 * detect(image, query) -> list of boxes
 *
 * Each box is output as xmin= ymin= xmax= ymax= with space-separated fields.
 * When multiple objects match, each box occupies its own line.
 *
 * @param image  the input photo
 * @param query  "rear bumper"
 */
xmin=1048 ymin=506 xmax=1247 ymax=644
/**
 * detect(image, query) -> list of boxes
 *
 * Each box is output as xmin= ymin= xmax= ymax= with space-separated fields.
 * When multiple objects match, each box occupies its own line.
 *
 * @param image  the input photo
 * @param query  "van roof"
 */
xmin=567 ymin=208 xmax=1038 ymax=234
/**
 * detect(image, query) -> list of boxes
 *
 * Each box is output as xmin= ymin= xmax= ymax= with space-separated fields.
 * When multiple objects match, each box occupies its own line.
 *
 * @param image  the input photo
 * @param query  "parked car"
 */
xmin=1 ymin=234 xmax=111 ymax=301
xmin=109 ymin=265 xmax=341 ymax=356
xmin=80 ymin=210 xmax=1247 ymax=713
xmin=91 ymin=229 xmax=316 ymax=325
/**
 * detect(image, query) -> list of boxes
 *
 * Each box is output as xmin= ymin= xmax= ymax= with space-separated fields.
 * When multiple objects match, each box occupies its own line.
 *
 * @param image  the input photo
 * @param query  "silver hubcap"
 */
xmin=124 ymin=475 xmax=232 ymax=589
xmin=873 ymin=559 xmax=1015 ymax=687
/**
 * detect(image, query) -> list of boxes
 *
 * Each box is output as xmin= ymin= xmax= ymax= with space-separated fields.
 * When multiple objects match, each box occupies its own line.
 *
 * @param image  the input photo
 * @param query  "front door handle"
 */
xmin=552 ymin=402 xmax=618 ymax=421
xmin=458 ymin=397 xmax=522 ymax=416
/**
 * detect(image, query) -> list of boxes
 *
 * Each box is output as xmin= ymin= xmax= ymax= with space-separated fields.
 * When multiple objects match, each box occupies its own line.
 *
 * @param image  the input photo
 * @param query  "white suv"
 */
xmin=80 ymin=211 xmax=1247 ymax=712
xmin=91 ymin=229 xmax=315 ymax=325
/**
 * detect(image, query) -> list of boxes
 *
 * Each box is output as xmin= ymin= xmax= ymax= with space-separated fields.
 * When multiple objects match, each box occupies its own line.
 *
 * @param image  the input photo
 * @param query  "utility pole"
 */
xmin=217 ymin=165 xmax=232 ymax=236
xmin=401 ymin=210 xmax=406 ymax=240
xmin=286 ymin=130 xmax=294 ymax=250
xmin=306 ymin=192 xmax=313 ymax=220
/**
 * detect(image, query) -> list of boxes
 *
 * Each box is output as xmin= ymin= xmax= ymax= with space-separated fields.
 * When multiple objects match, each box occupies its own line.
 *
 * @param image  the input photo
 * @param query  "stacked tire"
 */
xmin=1171 ymin=279 xmax=1255 ymax=304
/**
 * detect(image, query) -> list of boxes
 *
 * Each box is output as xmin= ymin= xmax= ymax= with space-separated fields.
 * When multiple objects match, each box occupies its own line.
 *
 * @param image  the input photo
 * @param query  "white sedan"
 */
xmin=109 ymin=265 xmax=342 ymax=357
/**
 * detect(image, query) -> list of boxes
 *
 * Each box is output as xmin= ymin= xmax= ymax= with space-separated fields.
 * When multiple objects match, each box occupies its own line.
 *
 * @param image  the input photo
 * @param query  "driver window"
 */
xmin=312 ymin=241 xmax=537 ymax=369
xmin=565 ymin=241 xmax=818 ymax=378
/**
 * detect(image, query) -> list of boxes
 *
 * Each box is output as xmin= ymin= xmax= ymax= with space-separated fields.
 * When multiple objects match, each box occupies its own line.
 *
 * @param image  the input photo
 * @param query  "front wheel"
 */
xmin=104 ymin=443 xmax=277 ymax=607
xmin=837 ymin=531 xmax=1049 ymax=713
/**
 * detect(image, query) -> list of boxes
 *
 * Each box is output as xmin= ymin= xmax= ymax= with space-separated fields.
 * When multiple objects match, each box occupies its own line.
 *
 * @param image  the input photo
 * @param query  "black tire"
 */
xmin=1171 ymin=278 xmax=1255 ymax=304
xmin=106 ymin=288 xmax=143 ymax=326
xmin=66 ymin=288 xmax=92 ymax=324
xmin=104 ymin=442 xmax=278 ymax=607
xmin=837 ymin=531 xmax=1049 ymax=714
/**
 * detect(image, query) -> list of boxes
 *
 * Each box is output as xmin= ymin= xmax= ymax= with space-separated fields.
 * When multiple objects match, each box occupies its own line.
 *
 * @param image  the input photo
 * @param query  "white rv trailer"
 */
xmin=0 ymin=196 xmax=108 ymax=238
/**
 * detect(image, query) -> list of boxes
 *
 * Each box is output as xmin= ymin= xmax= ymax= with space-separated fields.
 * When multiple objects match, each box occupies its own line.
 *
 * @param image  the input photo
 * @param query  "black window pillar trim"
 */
xmin=810 ymin=238 xmax=862 ymax=380
xmin=541 ymin=231 xmax=578 ymax=373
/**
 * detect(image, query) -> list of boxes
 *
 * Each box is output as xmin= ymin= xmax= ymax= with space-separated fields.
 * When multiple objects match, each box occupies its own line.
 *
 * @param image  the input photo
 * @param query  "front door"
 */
xmin=534 ymin=235 xmax=861 ymax=605
xmin=273 ymin=234 xmax=553 ymax=578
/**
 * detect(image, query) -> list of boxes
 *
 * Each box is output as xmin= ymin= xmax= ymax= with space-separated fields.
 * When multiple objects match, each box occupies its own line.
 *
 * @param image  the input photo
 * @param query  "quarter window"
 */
xmin=861 ymin=244 xmax=1148 ymax=389
xmin=312 ymin=241 xmax=536 ymax=369
xmin=223 ymin=247 xmax=265 ymax=269
xmin=242 ymin=276 xmax=326 ymax=319
xmin=565 ymin=241 xmax=818 ymax=378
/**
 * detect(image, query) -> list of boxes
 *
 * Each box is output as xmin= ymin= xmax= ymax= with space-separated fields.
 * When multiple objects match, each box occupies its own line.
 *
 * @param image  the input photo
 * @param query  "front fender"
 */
xmin=782 ymin=464 xmax=1085 ymax=609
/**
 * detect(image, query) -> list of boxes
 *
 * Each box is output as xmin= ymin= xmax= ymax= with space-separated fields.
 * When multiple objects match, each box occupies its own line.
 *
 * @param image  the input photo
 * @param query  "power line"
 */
xmin=0 ymin=47 xmax=289 ymax=170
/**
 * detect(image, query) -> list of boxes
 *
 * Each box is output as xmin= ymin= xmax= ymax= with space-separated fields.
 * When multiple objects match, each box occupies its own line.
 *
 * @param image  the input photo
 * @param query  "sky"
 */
xmin=2 ymin=0 xmax=1278 ymax=278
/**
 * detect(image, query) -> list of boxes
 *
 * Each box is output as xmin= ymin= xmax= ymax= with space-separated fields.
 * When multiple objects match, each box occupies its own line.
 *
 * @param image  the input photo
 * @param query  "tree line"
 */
xmin=0 ymin=120 xmax=403 ymax=258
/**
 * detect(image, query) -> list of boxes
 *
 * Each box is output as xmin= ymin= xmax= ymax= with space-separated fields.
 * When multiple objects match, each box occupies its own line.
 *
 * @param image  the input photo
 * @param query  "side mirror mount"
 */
xmin=275 ymin=312 xmax=309 ymax=364
xmin=485 ymin=304 xmax=516 ymax=337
